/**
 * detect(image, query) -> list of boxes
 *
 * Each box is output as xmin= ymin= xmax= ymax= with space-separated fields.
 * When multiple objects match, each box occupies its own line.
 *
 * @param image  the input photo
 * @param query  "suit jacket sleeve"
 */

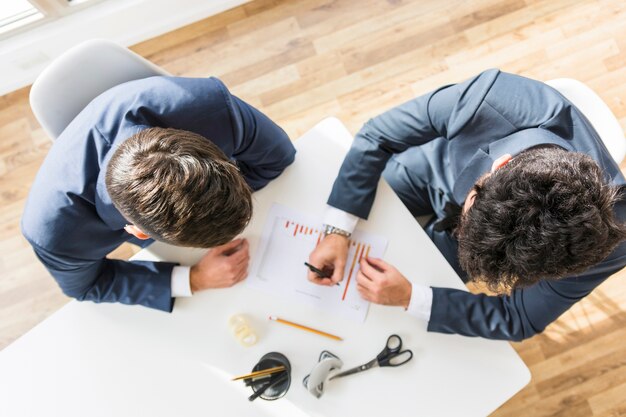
xmin=175 ymin=77 xmax=295 ymax=191
xmin=327 ymin=70 xmax=499 ymax=219
xmin=428 ymin=240 xmax=626 ymax=341
xmin=226 ymin=93 xmax=296 ymax=190
xmin=27 ymin=237 xmax=178 ymax=312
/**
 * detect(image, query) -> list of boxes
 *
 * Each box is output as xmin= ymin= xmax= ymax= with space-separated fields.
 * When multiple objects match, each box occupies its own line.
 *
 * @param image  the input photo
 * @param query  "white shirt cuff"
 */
xmin=323 ymin=205 xmax=359 ymax=234
xmin=171 ymin=266 xmax=192 ymax=297
xmin=406 ymin=283 xmax=433 ymax=321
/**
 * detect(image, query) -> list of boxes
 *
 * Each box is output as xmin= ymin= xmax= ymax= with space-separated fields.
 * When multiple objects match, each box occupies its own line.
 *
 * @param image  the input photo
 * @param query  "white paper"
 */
xmin=247 ymin=203 xmax=388 ymax=322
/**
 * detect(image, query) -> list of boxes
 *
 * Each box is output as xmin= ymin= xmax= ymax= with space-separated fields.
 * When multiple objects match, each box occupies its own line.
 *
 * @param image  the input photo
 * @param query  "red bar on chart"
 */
xmin=357 ymin=244 xmax=366 ymax=262
xmin=342 ymin=243 xmax=362 ymax=301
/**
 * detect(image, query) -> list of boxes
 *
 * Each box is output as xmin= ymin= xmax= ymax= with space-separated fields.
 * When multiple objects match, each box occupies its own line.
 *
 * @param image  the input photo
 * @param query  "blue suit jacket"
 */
xmin=22 ymin=76 xmax=296 ymax=312
xmin=329 ymin=69 xmax=626 ymax=340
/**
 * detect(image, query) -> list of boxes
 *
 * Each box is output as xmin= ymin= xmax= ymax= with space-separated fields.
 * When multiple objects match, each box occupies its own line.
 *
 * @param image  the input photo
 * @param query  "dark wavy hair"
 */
xmin=106 ymin=127 xmax=252 ymax=248
xmin=457 ymin=146 xmax=626 ymax=292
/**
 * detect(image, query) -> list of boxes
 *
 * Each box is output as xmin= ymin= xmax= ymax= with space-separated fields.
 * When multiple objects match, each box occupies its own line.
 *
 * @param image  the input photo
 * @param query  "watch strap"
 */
xmin=323 ymin=224 xmax=352 ymax=238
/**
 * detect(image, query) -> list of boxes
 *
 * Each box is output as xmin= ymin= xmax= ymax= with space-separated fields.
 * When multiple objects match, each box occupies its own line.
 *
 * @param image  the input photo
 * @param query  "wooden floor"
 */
xmin=1 ymin=0 xmax=625 ymax=415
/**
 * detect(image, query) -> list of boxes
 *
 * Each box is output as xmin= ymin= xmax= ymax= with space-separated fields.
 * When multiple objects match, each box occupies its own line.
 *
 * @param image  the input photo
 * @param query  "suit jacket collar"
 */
xmin=95 ymin=152 xmax=127 ymax=231
xmin=452 ymin=128 xmax=575 ymax=204
xmin=96 ymin=179 xmax=127 ymax=230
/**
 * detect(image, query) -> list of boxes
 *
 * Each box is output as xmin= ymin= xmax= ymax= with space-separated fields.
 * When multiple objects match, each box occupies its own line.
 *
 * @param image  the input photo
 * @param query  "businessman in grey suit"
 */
xmin=308 ymin=69 xmax=626 ymax=341
xmin=22 ymin=76 xmax=295 ymax=312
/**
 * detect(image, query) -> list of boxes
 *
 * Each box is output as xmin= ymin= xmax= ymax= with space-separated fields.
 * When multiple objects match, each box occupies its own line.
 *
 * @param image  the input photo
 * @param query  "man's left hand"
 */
xmin=356 ymin=257 xmax=412 ymax=308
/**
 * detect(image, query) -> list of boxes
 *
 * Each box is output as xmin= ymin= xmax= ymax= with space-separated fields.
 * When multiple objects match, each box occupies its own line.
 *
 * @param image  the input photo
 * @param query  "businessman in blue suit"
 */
xmin=308 ymin=69 xmax=626 ymax=341
xmin=22 ymin=76 xmax=295 ymax=312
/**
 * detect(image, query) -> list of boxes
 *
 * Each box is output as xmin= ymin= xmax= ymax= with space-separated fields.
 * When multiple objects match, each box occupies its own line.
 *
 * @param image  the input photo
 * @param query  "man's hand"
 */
xmin=307 ymin=234 xmax=349 ymax=286
xmin=190 ymin=238 xmax=250 ymax=293
xmin=356 ymin=257 xmax=412 ymax=308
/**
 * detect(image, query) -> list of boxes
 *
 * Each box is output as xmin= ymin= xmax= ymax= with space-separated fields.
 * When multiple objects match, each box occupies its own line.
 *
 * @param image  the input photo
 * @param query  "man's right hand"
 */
xmin=307 ymin=234 xmax=349 ymax=286
xmin=190 ymin=238 xmax=250 ymax=293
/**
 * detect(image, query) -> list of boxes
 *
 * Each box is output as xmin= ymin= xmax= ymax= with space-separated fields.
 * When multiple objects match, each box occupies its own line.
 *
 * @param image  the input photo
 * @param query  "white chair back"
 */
xmin=29 ymin=39 xmax=170 ymax=140
xmin=546 ymin=78 xmax=625 ymax=164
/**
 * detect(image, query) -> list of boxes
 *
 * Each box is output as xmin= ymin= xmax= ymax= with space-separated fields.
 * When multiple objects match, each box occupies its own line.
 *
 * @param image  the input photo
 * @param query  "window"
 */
xmin=0 ymin=0 xmax=104 ymax=37
xmin=0 ymin=0 xmax=43 ymax=35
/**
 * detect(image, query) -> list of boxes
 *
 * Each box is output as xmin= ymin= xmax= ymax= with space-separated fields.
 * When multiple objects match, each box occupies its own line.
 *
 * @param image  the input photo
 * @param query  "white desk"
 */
xmin=0 ymin=118 xmax=529 ymax=417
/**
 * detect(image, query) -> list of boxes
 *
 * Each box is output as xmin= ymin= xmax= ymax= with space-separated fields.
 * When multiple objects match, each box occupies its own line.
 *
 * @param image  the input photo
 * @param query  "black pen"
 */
xmin=304 ymin=262 xmax=340 ymax=286
xmin=248 ymin=372 xmax=289 ymax=401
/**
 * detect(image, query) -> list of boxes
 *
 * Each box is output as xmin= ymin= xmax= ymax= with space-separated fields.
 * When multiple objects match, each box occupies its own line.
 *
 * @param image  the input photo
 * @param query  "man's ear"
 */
xmin=491 ymin=154 xmax=513 ymax=173
xmin=124 ymin=224 xmax=150 ymax=240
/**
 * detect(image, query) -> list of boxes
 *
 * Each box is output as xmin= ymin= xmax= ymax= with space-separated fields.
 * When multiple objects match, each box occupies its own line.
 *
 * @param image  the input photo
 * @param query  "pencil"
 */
xmin=269 ymin=315 xmax=343 ymax=341
xmin=231 ymin=365 xmax=286 ymax=381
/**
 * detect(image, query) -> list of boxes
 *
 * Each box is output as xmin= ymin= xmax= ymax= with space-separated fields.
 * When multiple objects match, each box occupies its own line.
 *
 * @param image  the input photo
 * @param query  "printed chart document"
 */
xmin=247 ymin=203 xmax=388 ymax=322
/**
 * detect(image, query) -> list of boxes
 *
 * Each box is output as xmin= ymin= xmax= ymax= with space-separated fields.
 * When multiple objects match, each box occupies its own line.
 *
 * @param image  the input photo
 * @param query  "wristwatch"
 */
xmin=323 ymin=224 xmax=352 ymax=239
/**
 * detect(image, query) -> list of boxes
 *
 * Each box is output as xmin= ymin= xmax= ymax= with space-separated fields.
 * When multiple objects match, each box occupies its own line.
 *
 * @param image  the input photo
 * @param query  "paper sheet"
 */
xmin=246 ymin=203 xmax=388 ymax=322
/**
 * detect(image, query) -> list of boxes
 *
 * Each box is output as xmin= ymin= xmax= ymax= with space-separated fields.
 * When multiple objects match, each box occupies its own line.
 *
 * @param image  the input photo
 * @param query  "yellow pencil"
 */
xmin=231 ymin=365 xmax=286 ymax=381
xmin=269 ymin=315 xmax=343 ymax=341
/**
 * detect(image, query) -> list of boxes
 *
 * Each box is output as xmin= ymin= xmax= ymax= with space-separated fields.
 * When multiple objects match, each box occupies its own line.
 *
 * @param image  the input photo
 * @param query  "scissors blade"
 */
xmin=329 ymin=359 xmax=377 ymax=380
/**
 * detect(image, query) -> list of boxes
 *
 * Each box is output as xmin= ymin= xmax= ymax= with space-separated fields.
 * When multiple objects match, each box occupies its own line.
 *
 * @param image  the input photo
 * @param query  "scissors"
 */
xmin=329 ymin=334 xmax=413 ymax=380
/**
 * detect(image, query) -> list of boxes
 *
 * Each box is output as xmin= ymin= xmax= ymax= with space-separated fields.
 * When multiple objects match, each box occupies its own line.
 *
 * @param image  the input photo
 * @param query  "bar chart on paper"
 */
xmin=247 ymin=204 xmax=388 ymax=322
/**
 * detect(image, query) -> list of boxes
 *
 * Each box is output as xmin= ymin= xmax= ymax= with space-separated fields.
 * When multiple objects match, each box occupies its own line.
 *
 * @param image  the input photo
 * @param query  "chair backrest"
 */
xmin=546 ymin=78 xmax=626 ymax=164
xmin=29 ymin=39 xmax=170 ymax=140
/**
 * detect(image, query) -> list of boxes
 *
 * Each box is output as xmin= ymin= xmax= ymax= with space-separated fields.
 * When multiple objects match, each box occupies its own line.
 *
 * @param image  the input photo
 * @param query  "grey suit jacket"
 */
xmin=328 ymin=69 xmax=626 ymax=341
